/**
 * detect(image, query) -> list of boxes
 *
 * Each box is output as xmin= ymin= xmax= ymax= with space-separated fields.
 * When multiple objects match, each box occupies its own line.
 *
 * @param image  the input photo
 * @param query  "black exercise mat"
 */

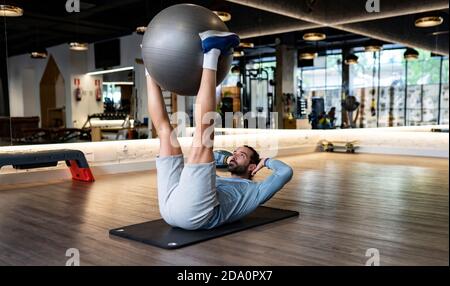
xmin=109 ymin=206 xmax=299 ymax=249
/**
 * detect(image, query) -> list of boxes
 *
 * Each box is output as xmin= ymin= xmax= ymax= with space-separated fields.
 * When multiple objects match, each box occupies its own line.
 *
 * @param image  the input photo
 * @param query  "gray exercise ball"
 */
xmin=141 ymin=4 xmax=233 ymax=96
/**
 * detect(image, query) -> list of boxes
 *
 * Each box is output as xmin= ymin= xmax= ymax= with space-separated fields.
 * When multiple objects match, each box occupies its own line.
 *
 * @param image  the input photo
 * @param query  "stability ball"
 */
xmin=141 ymin=4 xmax=233 ymax=95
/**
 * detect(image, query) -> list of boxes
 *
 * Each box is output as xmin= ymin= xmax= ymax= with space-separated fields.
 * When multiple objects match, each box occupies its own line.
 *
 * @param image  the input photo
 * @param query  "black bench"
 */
xmin=0 ymin=149 xmax=95 ymax=182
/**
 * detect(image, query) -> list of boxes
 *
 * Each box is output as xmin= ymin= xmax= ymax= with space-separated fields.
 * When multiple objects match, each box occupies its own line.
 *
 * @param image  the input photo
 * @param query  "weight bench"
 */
xmin=0 ymin=149 xmax=95 ymax=182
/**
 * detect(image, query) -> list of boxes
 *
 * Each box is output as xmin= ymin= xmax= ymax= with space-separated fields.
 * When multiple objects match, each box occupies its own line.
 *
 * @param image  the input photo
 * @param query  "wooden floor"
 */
xmin=0 ymin=153 xmax=448 ymax=266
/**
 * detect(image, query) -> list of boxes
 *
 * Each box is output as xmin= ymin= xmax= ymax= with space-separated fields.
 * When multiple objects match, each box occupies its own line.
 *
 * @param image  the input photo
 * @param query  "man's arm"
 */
xmin=257 ymin=158 xmax=293 ymax=204
xmin=213 ymin=150 xmax=231 ymax=167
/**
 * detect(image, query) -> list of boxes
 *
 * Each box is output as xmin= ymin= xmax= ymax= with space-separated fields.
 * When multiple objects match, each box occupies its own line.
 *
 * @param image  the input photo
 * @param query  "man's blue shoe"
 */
xmin=199 ymin=30 xmax=240 ymax=54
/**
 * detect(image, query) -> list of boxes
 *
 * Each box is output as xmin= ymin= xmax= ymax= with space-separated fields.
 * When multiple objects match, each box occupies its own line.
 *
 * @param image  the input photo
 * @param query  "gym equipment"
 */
xmin=82 ymin=113 xmax=130 ymax=129
xmin=0 ymin=149 xmax=95 ymax=182
xmin=13 ymin=128 xmax=91 ymax=144
xmin=141 ymin=4 xmax=233 ymax=95
xmin=359 ymin=88 xmax=366 ymax=128
xmin=320 ymin=140 xmax=359 ymax=153
xmin=296 ymin=78 xmax=307 ymax=119
xmin=240 ymin=67 xmax=274 ymax=128
xmin=431 ymin=128 xmax=449 ymax=133
xmin=214 ymin=149 xmax=232 ymax=169
xmin=109 ymin=206 xmax=299 ymax=249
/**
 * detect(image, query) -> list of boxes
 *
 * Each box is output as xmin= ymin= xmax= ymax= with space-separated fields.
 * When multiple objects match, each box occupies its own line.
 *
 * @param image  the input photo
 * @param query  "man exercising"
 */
xmin=146 ymin=30 xmax=293 ymax=230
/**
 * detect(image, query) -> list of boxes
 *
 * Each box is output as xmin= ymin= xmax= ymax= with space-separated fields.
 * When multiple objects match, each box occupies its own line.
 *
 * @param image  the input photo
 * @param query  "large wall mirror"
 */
xmin=0 ymin=1 xmax=448 ymax=148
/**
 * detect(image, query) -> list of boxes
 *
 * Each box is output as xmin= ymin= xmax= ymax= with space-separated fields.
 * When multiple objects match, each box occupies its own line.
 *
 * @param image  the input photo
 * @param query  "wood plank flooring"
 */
xmin=0 ymin=153 xmax=448 ymax=265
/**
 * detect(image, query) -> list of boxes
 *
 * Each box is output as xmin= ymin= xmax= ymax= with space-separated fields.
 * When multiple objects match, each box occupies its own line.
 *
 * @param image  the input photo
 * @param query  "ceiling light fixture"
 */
xmin=30 ymin=51 xmax=48 ymax=59
xmin=0 ymin=5 xmax=23 ymax=17
xmin=239 ymin=42 xmax=254 ymax=48
xmin=344 ymin=53 xmax=359 ymax=65
xmin=299 ymin=52 xmax=317 ymax=60
xmin=69 ymin=42 xmax=88 ymax=51
xmin=233 ymin=51 xmax=244 ymax=58
xmin=136 ymin=26 xmax=147 ymax=35
xmin=414 ymin=16 xmax=443 ymax=28
xmin=102 ymin=82 xmax=134 ymax=86
xmin=404 ymin=48 xmax=419 ymax=61
xmin=365 ymin=44 xmax=382 ymax=52
xmin=303 ymin=32 xmax=326 ymax=41
xmin=86 ymin=66 xmax=134 ymax=76
xmin=213 ymin=11 xmax=231 ymax=22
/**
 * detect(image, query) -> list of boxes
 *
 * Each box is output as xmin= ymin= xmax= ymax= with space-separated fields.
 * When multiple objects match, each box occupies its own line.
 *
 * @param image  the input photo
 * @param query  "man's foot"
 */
xmin=199 ymin=30 xmax=240 ymax=54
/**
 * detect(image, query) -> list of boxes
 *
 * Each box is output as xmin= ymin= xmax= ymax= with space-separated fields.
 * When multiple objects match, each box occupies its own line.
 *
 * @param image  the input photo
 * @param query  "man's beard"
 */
xmin=228 ymin=160 xmax=248 ymax=176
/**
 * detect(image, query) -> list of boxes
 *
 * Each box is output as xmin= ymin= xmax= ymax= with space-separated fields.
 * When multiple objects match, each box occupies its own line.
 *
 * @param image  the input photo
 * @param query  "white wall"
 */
xmin=8 ymin=44 xmax=72 ymax=125
xmin=71 ymin=74 xmax=103 ymax=128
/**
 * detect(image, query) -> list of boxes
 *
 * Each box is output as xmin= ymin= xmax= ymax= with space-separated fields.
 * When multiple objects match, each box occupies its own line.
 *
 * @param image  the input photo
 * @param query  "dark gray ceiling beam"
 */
xmin=4 ymin=0 xmax=141 ymax=45
xmin=6 ymin=21 xmax=127 ymax=43
xmin=69 ymin=0 xmax=144 ymax=20
xmin=25 ymin=12 xmax=129 ymax=33
xmin=226 ymin=0 xmax=449 ymax=55
xmin=337 ymin=20 xmax=449 ymax=55
xmin=234 ymin=19 xmax=320 ymax=39
xmin=225 ymin=0 xmax=449 ymax=25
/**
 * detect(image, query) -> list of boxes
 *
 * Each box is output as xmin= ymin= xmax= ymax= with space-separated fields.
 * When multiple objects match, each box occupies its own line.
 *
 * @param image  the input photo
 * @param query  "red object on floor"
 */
xmin=68 ymin=160 xmax=95 ymax=182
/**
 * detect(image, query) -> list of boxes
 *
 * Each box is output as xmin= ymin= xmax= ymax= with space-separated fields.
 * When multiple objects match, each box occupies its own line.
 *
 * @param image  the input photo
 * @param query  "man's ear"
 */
xmin=248 ymin=163 xmax=257 ymax=173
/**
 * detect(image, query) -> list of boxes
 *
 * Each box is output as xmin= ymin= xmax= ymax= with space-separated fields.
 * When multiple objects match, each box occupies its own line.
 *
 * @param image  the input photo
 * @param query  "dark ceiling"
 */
xmin=0 ymin=0 xmax=448 ymax=57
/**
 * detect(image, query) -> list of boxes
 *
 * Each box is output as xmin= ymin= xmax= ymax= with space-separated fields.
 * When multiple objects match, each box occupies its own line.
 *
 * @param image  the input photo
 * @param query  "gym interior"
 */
xmin=0 ymin=0 xmax=448 ymax=266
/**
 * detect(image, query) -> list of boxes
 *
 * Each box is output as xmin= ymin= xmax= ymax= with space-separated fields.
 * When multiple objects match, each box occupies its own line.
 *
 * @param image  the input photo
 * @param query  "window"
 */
xmin=348 ymin=48 xmax=447 ymax=127
xmin=298 ymin=51 xmax=342 ymax=126
xmin=377 ymin=48 xmax=406 ymax=127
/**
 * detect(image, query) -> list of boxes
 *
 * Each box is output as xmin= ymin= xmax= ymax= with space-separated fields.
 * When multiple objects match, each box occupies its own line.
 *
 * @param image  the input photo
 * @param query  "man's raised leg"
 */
xmin=146 ymin=75 xmax=182 ymax=157
xmin=187 ymin=31 xmax=240 ymax=164
xmin=187 ymin=67 xmax=217 ymax=164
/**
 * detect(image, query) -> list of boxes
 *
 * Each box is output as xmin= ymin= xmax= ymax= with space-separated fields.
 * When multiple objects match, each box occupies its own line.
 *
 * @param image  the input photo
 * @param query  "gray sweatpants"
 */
xmin=155 ymin=154 xmax=219 ymax=230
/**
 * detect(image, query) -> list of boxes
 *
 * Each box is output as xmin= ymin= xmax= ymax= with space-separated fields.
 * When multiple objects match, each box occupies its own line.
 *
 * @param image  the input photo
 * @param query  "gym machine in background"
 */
xmin=234 ymin=64 xmax=276 ymax=128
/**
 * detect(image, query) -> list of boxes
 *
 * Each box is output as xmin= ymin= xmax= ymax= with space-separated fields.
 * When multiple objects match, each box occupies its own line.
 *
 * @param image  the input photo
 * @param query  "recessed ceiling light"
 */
xmin=0 ymin=5 xmax=23 ymax=17
xmin=303 ymin=32 xmax=326 ymax=41
xmin=69 ymin=42 xmax=88 ymax=51
xmin=299 ymin=52 xmax=317 ymax=60
xmin=213 ymin=11 xmax=231 ymax=22
xmin=344 ymin=54 xmax=359 ymax=65
xmin=415 ymin=16 xmax=443 ymax=28
xmin=404 ymin=48 xmax=419 ymax=61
